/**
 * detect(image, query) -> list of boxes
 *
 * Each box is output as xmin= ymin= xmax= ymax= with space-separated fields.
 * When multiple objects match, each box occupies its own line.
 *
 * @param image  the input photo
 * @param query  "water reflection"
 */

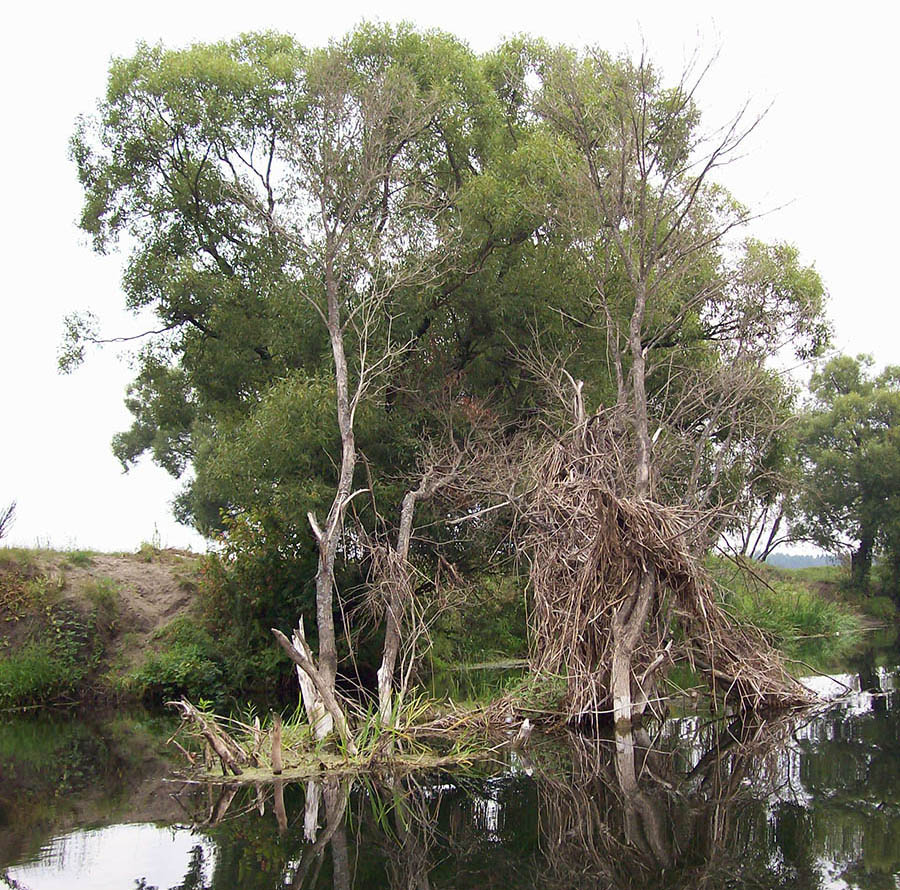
xmin=2 ymin=662 xmax=898 ymax=890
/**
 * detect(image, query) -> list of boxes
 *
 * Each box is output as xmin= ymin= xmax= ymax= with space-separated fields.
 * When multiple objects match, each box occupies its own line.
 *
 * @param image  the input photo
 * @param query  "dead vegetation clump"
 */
xmin=522 ymin=411 xmax=812 ymax=723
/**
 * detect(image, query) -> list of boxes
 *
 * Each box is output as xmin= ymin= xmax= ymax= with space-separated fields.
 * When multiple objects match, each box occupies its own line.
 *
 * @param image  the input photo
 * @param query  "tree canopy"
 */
xmin=67 ymin=26 xmax=833 ymax=725
xmin=67 ymin=27 xmax=601 ymax=538
xmin=793 ymin=354 xmax=900 ymax=594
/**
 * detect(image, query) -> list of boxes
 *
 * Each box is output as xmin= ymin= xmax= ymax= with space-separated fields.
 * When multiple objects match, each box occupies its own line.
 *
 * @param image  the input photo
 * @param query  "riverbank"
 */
xmin=0 ymin=545 xmax=204 ymax=709
xmin=1 ymin=544 xmax=894 ymax=713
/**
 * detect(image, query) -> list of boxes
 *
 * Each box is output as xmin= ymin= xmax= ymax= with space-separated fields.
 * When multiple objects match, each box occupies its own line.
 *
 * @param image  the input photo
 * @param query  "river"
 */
xmin=2 ymin=634 xmax=898 ymax=889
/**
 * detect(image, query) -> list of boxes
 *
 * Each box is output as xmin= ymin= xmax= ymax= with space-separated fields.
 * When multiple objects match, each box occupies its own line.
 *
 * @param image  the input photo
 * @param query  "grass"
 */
xmin=0 ymin=603 xmax=108 ymax=709
xmin=137 ymin=541 xmax=158 ymax=563
xmin=426 ymin=660 xmax=525 ymax=708
xmin=0 ymin=641 xmax=76 ymax=707
xmin=0 ymin=546 xmax=41 ymax=571
xmin=83 ymin=576 xmax=119 ymax=615
xmin=788 ymin=564 xmax=845 ymax=585
xmin=65 ymin=550 xmax=96 ymax=568
xmin=721 ymin=576 xmax=861 ymax=659
xmin=861 ymin=595 xmax=897 ymax=621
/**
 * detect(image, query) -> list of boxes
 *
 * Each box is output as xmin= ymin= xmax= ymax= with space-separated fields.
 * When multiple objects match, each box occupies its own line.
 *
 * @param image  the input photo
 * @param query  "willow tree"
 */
xmin=793 ymin=355 xmax=900 ymax=593
xmin=522 ymin=47 xmax=828 ymax=724
xmin=68 ymin=27 xmax=518 ymax=741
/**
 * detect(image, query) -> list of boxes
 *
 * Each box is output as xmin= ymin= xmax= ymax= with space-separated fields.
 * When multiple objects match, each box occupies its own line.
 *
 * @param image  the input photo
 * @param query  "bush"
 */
xmin=121 ymin=617 xmax=226 ymax=705
xmin=195 ymin=512 xmax=320 ymax=694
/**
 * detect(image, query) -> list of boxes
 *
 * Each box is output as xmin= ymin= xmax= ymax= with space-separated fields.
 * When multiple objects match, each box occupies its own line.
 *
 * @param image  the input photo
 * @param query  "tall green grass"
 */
xmin=723 ymin=579 xmax=860 ymax=659
xmin=0 ymin=641 xmax=77 ymax=707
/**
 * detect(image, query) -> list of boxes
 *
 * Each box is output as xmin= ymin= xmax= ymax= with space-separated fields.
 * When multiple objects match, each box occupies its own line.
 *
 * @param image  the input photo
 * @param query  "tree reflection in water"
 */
xmin=157 ymin=672 xmax=898 ymax=890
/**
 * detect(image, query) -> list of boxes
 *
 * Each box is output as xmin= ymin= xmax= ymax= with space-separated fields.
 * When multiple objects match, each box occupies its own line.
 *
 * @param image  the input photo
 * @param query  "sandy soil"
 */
xmin=0 ymin=547 xmax=203 ymax=666
xmin=66 ymin=552 xmax=198 ymax=637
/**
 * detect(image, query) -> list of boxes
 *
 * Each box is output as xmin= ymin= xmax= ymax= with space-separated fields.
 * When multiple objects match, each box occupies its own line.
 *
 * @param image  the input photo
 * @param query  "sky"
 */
xmin=1 ymin=0 xmax=897 ymax=552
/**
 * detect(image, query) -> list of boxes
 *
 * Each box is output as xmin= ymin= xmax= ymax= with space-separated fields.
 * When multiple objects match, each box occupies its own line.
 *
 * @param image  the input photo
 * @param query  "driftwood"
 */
xmin=169 ymin=698 xmax=249 ymax=776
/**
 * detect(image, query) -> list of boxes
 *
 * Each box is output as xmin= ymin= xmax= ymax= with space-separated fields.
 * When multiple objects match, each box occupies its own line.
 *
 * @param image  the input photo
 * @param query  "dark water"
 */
xmin=2 ymin=647 xmax=899 ymax=889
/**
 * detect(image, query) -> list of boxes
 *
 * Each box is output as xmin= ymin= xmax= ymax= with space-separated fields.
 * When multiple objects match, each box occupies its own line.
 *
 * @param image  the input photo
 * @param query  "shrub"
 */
xmin=195 ymin=512 xmax=320 ymax=694
xmin=122 ymin=617 xmax=226 ymax=705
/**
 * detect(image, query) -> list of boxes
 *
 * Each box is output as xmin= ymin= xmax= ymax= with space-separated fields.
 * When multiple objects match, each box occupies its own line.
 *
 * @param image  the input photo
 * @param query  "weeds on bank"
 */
xmin=65 ymin=550 xmax=96 ymax=568
xmin=119 ymin=616 xmax=226 ymax=705
xmin=0 ymin=604 xmax=108 ymax=708
xmin=722 ymin=579 xmax=860 ymax=659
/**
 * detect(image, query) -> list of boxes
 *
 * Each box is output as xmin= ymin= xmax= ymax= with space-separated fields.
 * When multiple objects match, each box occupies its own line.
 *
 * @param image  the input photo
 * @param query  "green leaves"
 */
xmin=794 ymin=354 xmax=900 ymax=592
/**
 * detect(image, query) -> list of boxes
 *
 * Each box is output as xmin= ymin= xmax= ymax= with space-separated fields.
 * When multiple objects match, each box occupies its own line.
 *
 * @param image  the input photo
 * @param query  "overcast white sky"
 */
xmin=1 ymin=0 xmax=897 ymax=552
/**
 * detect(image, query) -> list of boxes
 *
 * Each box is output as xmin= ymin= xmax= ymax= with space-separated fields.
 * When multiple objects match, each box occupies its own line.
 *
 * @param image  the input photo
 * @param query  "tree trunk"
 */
xmin=377 ymin=488 xmax=419 ymax=726
xmin=891 ymin=549 xmax=900 ymax=605
xmin=298 ymin=237 xmax=358 ymax=746
xmin=271 ymin=711 xmax=283 ymax=775
xmin=308 ymin=236 xmax=357 ymax=706
xmin=327 ymin=781 xmax=352 ymax=890
xmin=271 ymin=629 xmax=358 ymax=755
xmin=629 ymin=281 xmax=652 ymax=499
xmin=610 ymin=565 xmax=656 ymax=727
xmin=294 ymin=619 xmax=333 ymax=739
xmin=851 ymin=531 xmax=875 ymax=592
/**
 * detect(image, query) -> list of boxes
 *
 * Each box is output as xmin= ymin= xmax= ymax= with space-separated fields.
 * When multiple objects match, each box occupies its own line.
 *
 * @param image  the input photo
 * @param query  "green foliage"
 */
xmin=504 ymin=670 xmax=567 ymax=714
xmin=82 ymin=575 xmax=119 ymax=627
xmin=794 ymin=354 xmax=900 ymax=594
xmin=0 ymin=641 xmax=74 ymax=707
xmin=137 ymin=541 xmax=158 ymax=563
xmin=0 ymin=604 xmax=105 ymax=708
xmin=723 ymin=578 xmax=860 ymax=660
xmin=66 ymin=26 xmax=837 ymax=707
xmin=64 ymin=549 xmax=95 ymax=568
xmin=0 ymin=546 xmax=39 ymax=573
xmin=430 ymin=574 xmax=527 ymax=665
xmin=428 ymin=663 xmax=524 ymax=707
xmin=789 ymin=564 xmax=845 ymax=585
xmin=196 ymin=512 xmax=318 ymax=691
xmin=861 ymin=595 xmax=897 ymax=622
xmin=121 ymin=616 xmax=226 ymax=705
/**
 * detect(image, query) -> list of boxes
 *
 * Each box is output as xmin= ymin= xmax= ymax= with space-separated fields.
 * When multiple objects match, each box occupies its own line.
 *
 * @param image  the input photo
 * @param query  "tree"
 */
xmin=68 ymin=26 xmax=586 ymax=735
xmin=793 ymin=354 xmax=900 ymax=594
xmin=69 ymin=29 xmax=830 ymax=730
xmin=527 ymin=47 xmax=827 ymax=722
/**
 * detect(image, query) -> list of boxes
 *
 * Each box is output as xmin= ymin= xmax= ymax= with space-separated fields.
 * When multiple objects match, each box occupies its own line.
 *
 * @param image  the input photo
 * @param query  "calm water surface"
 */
xmin=2 ymin=645 xmax=898 ymax=889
